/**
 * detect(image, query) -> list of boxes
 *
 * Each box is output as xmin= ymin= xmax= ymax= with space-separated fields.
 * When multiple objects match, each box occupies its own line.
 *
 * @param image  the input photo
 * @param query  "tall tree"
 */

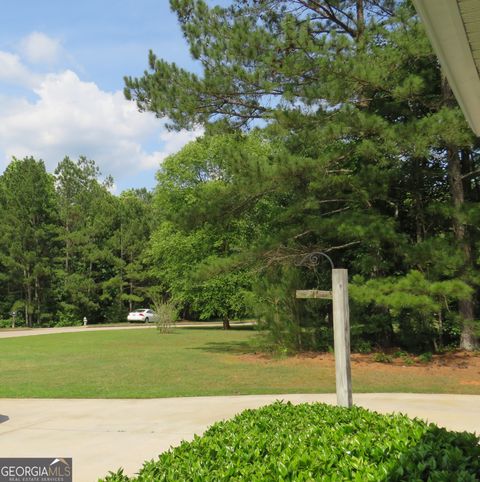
xmin=0 ymin=157 xmax=57 ymax=326
xmin=54 ymin=156 xmax=118 ymax=322
xmin=111 ymin=189 xmax=154 ymax=313
xmin=148 ymin=135 xmax=272 ymax=327
xmin=124 ymin=0 xmax=479 ymax=349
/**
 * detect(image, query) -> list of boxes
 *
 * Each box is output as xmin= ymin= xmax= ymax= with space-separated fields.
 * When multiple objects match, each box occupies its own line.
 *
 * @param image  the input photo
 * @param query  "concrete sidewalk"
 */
xmin=0 ymin=393 xmax=478 ymax=481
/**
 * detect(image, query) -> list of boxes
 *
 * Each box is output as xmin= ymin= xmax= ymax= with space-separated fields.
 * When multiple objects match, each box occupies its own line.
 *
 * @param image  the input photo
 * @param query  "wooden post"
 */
xmin=332 ymin=269 xmax=352 ymax=408
xmin=295 ymin=268 xmax=352 ymax=408
xmin=295 ymin=290 xmax=332 ymax=299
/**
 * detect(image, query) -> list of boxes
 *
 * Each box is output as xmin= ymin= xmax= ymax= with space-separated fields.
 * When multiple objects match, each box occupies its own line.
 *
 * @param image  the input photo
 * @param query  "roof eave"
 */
xmin=413 ymin=0 xmax=480 ymax=136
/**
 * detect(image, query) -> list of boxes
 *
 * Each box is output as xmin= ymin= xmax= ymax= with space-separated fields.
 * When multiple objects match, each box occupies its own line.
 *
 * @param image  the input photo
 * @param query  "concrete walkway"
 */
xmin=0 ymin=394 xmax=478 ymax=481
xmin=0 ymin=322 xmax=251 ymax=339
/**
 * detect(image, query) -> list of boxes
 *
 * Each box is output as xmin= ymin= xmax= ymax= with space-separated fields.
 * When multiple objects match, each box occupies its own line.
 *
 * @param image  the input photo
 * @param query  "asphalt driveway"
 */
xmin=0 ymin=393 xmax=479 ymax=481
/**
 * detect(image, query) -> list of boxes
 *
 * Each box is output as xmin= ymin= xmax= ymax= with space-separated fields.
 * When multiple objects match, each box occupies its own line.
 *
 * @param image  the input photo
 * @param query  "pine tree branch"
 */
xmin=294 ymin=0 xmax=357 ymax=38
xmin=262 ymin=240 xmax=362 ymax=268
xmin=227 ymin=188 xmax=277 ymax=217
xmin=293 ymin=230 xmax=312 ymax=240
xmin=461 ymin=169 xmax=480 ymax=180
xmin=323 ymin=241 xmax=361 ymax=252
xmin=320 ymin=207 xmax=350 ymax=216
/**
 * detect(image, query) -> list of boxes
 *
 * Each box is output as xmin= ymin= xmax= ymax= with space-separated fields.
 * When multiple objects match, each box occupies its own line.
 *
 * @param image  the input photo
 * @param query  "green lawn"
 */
xmin=0 ymin=328 xmax=478 ymax=398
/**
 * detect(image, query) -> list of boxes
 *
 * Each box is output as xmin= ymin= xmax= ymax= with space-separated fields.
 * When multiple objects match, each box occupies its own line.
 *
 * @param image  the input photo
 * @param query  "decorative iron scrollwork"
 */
xmin=296 ymin=251 xmax=334 ymax=270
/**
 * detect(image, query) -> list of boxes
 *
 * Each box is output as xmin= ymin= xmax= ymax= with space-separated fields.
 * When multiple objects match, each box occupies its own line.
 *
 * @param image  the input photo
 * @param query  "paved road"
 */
xmin=0 ymin=393 xmax=478 ymax=481
xmin=0 ymin=322 xmax=251 ymax=339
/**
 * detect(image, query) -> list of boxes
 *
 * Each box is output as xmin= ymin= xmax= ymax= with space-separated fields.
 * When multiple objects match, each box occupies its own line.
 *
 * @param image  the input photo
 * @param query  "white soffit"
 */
xmin=414 ymin=0 xmax=480 ymax=135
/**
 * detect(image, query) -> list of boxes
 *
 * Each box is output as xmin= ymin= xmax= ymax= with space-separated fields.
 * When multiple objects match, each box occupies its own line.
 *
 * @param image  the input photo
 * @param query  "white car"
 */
xmin=127 ymin=308 xmax=157 ymax=323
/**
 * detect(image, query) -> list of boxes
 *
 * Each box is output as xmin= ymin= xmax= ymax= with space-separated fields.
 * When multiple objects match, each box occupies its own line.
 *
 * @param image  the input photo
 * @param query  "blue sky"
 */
xmin=0 ymin=1 xmax=208 ymax=192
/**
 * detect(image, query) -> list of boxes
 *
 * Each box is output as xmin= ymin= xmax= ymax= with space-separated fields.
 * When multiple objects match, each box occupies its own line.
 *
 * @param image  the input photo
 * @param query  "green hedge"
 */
xmin=0 ymin=319 xmax=12 ymax=328
xmin=102 ymin=401 xmax=480 ymax=481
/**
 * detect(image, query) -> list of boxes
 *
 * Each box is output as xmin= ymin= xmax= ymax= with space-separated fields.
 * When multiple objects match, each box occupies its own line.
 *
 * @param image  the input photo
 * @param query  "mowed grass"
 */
xmin=0 ymin=328 xmax=478 ymax=398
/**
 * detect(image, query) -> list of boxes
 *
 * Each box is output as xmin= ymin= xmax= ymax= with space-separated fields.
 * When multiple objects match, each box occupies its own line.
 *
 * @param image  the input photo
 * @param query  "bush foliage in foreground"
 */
xmin=102 ymin=401 xmax=480 ymax=481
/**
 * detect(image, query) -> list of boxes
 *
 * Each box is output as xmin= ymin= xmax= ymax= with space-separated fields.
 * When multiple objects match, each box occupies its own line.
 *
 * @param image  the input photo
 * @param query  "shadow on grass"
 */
xmin=182 ymin=325 xmax=255 ymax=332
xmin=229 ymin=325 xmax=255 ymax=331
xmin=190 ymin=340 xmax=255 ymax=355
xmin=0 ymin=415 xmax=9 ymax=424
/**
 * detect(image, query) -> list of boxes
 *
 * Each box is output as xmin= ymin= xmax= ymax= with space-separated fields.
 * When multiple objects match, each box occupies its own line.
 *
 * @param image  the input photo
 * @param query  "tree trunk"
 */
xmin=65 ymin=222 xmax=70 ymax=274
xmin=119 ymin=222 xmax=124 ymax=313
xmin=34 ymin=276 xmax=40 ymax=325
xmin=442 ymin=74 xmax=478 ymax=350
xmin=25 ymin=273 xmax=32 ymax=328
xmin=413 ymin=158 xmax=426 ymax=243
xmin=223 ymin=317 xmax=231 ymax=330
xmin=129 ymin=281 xmax=133 ymax=313
xmin=356 ymin=0 xmax=365 ymax=40
xmin=448 ymin=147 xmax=478 ymax=350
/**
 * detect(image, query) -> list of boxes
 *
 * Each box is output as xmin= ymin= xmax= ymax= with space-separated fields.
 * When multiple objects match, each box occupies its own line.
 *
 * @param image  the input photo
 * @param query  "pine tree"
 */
xmin=0 ymin=158 xmax=58 ymax=326
xmin=113 ymin=189 xmax=154 ymax=313
xmin=124 ymin=0 xmax=479 ymax=349
xmin=54 ymin=156 xmax=120 ymax=322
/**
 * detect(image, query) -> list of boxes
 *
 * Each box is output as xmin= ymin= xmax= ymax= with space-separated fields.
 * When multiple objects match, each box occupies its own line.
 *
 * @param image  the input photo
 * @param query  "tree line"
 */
xmin=1 ymin=0 xmax=479 ymax=353
xmin=0 ymin=156 xmax=153 ymax=326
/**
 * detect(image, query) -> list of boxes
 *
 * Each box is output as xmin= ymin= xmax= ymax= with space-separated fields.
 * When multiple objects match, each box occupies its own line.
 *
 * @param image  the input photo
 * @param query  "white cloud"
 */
xmin=0 ymin=51 xmax=40 ymax=88
xmin=19 ymin=32 xmax=63 ymax=65
xmin=0 ymin=62 xmax=202 ymax=185
xmin=140 ymin=128 xmax=204 ymax=169
xmin=107 ymin=182 xmax=118 ymax=195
